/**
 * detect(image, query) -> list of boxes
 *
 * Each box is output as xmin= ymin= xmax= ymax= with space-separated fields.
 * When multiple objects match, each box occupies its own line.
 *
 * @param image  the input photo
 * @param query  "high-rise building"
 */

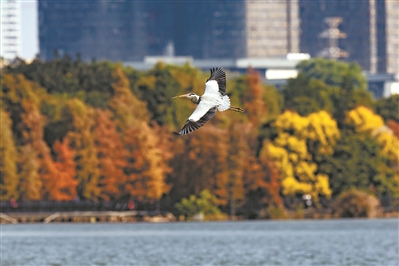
xmin=1 ymin=0 xmax=21 ymax=61
xmin=38 ymin=1 xmax=149 ymax=61
xmin=377 ymin=0 xmax=399 ymax=74
xmin=38 ymin=0 xmax=299 ymax=61
xmin=299 ymin=0 xmax=398 ymax=74
xmin=38 ymin=0 xmax=397 ymax=74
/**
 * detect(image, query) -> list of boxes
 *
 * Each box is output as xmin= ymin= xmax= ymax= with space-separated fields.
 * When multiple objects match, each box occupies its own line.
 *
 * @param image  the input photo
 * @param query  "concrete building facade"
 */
xmin=246 ymin=0 xmax=299 ymax=57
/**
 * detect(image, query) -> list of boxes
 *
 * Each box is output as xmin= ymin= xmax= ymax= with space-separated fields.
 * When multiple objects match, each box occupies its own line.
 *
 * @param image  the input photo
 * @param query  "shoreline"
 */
xmin=1 ymin=210 xmax=397 ymax=224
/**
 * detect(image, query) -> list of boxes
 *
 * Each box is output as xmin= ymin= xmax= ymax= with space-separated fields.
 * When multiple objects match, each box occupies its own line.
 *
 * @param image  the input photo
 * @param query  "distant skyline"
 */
xmin=21 ymin=0 xmax=38 ymax=60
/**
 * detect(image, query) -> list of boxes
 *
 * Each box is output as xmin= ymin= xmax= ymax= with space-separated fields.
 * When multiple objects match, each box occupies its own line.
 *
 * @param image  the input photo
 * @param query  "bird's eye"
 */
xmin=189 ymin=93 xmax=194 ymax=96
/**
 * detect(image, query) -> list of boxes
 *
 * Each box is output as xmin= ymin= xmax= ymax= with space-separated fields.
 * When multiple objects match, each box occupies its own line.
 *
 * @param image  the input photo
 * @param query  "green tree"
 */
xmin=296 ymin=58 xmax=367 ymax=91
xmin=175 ymin=190 xmax=221 ymax=220
xmin=318 ymin=133 xmax=385 ymax=196
xmin=134 ymin=63 xmax=195 ymax=128
xmin=5 ymin=56 xmax=115 ymax=108
xmin=282 ymin=74 xmax=333 ymax=116
xmin=375 ymin=95 xmax=399 ymax=123
xmin=330 ymin=72 xmax=374 ymax=126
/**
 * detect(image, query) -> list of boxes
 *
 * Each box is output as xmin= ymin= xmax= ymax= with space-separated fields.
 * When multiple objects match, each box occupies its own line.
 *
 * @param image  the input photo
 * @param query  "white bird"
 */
xmin=173 ymin=67 xmax=244 ymax=135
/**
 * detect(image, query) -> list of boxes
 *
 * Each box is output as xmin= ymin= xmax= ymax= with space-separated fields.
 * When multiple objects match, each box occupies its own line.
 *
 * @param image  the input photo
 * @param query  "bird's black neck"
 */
xmin=192 ymin=96 xmax=200 ymax=104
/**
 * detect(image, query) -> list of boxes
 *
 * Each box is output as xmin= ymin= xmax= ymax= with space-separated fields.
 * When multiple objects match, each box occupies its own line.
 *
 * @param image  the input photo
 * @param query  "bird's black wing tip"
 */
xmin=173 ymin=131 xmax=181 ymax=135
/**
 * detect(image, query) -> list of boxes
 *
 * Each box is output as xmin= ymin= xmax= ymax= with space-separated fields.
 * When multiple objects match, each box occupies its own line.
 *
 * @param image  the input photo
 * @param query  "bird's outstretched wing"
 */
xmin=206 ymin=67 xmax=226 ymax=95
xmin=174 ymin=106 xmax=217 ymax=135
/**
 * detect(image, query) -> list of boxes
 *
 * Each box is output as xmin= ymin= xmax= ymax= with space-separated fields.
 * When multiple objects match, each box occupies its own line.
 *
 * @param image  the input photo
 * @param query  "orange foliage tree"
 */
xmin=94 ymin=109 xmax=126 ymax=200
xmin=242 ymin=142 xmax=282 ymax=217
xmin=243 ymin=68 xmax=269 ymax=128
xmin=66 ymin=98 xmax=100 ymax=200
xmin=123 ymin=122 xmax=171 ymax=201
xmin=51 ymin=138 xmax=78 ymax=200
xmin=168 ymin=125 xmax=231 ymax=205
xmin=387 ymin=120 xmax=399 ymax=139
xmin=108 ymin=67 xmax=171 ymax=201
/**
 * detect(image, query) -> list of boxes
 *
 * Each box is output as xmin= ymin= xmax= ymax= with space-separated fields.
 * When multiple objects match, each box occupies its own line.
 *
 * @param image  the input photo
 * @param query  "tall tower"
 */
xmin=299 ymin=0 xmax=398 ymax=74
xmin=0 ymin=0 xmax=21 ymax=61
xmin=318 ymin=17 xmax=348 ymax=59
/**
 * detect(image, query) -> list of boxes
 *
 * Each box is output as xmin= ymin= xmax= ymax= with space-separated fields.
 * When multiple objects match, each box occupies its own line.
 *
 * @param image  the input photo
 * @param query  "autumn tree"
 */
xmin=94 ymin=109 xmax=126 ymax=200
xmin=123 ymin=122 xmax=171 ymax=201
xmin=65 ymin=98 xmax=100 ymax=200
xmin=387 ymin=120 xmax=399 ymax=139
xmin=266 ymin=110 xmax=340 ymax=204
xmin=341 ymin=106 xmax=399 ymax=197
xmin=346 ymin=106 xmax=399 ymax=163
xmin=19 ymin=99 xmax=57 ymax=200
xmin=168 ymin=126 xmax=230 ymax=205
xmin=108 ymin=66 xmax=149 ymax=131
xmin=242 ymin=150 xmax=282 ymax=218
xmin=317 ymin=106 xmax=399 ymax=198
xmin=0 ymin=109 xmax=19 ymax=200
xmin=108 ymin=66 xmax=170 ymax=202
xmin=2 ymin=74 xmax=71 ymax=201
xmin=223 ymin=123 xmax=247 ymax=217
xmin=242 ymin=68 xmax=269 ymax=127
xmin=51 ymin=138 xmax=78 ymax=200
xmin=1 ymin=74 xmax=45 ymax=144
xmin=18 ymin=145 xmax=41 ymax=201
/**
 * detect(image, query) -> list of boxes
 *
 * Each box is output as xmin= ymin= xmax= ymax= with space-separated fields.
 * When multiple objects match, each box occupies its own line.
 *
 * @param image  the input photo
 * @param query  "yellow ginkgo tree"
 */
xmin=265 ymin=110 xmax=340 ymax=202
xmin=346 ymin=106 xmax=399 ymax=164
xmin=345 ymin=106 xmax=399 ymax=197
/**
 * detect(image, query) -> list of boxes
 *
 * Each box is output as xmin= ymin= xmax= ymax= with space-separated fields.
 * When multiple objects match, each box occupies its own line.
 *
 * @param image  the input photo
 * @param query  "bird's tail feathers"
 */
xmin=228 ymin=106 xmax=245 ymax=113
xmin=217 ymin=95 xmax=231 ymax=112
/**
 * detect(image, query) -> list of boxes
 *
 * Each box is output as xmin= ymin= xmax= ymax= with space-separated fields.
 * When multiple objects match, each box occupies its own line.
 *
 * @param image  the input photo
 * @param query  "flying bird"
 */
xmin=173 ymin=67 xmax=244 ymax=135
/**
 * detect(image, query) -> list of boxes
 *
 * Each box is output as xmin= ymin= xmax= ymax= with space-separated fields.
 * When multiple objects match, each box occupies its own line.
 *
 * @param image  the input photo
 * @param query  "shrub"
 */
xmin=175 ymin=190 xmax=221 ymax=220
xmin=332 ymin=189 xmax=380 ymax=218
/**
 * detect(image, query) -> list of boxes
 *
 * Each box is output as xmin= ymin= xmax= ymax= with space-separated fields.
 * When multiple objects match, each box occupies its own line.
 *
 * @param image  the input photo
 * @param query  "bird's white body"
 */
xmin=188 ymin=80 xmax=230 ymax=121
xmin=174 ymin=67 xmax=243 ymax=135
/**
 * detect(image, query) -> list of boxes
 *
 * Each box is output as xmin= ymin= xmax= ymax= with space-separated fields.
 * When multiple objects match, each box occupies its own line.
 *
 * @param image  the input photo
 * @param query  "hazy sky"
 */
xmin=20 ymin=0 xmax=38 ymax=59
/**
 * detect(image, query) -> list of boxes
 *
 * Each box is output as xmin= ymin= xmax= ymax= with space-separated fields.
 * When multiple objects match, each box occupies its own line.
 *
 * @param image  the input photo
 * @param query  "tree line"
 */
xmin=1 ymin=56 xmax=398 ymax=218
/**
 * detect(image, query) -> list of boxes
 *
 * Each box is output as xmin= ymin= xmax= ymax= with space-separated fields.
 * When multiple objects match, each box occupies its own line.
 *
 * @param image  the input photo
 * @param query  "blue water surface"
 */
xmin=1 ymin=218 xmax=398 ymax=265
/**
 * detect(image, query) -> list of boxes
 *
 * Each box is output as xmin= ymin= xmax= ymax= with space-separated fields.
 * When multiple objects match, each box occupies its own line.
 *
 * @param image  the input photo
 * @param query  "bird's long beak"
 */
xmin=172 ymin=93 xmax=190 ymax=99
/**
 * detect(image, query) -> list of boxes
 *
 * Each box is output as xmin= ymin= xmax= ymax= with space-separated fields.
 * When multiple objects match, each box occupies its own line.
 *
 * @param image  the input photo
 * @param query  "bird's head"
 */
xmin=172 ymin=92 xmax=200 ymax=103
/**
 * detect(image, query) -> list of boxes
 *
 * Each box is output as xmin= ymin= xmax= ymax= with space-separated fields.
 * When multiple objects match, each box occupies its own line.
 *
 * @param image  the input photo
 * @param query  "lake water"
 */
xmin=1 ymin=219 xmax=398 ymax=266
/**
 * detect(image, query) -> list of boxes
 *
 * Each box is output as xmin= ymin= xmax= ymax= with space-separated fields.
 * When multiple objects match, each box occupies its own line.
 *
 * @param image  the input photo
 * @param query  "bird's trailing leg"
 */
xmin=228 ymin=106 xmax=244 ymax=113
